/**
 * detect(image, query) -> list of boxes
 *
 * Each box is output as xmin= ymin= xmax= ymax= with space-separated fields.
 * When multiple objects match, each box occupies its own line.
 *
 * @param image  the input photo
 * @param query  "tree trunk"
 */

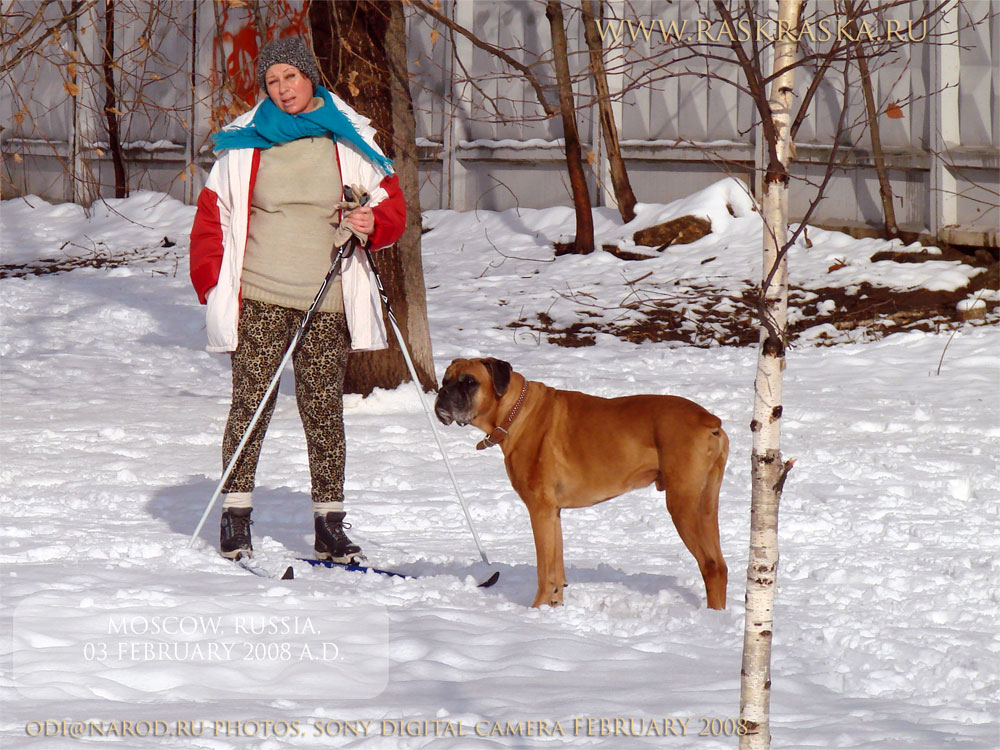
xmin=545 ymin=0 xmax=595 ymax=255
xmin=739 ymin=1 xmax=802 ymax=748
xmin=581 ymin=0 xmax=636 ymax=224
xmin=309 ymin=0 xmax=436 ymax=395
xmin=845 ymin=0 xmax=899 ymax=239
xmin=102 ymin=0 xmax=127 ymax=198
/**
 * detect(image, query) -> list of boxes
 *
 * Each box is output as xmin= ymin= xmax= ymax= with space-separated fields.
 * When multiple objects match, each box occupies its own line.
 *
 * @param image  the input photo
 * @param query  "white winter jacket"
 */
xmin=190 ymin=94 xmax=405 ymax=353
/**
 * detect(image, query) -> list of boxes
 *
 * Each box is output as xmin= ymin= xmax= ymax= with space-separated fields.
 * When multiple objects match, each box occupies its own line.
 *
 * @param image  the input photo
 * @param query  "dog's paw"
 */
xmin=531 ymin=586 xmax=564 ymax=608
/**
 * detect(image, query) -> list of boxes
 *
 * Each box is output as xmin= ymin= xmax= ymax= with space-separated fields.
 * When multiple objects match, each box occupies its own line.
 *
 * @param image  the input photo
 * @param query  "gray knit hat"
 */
xmin=257 ymin=36 xmax=320 ymax=91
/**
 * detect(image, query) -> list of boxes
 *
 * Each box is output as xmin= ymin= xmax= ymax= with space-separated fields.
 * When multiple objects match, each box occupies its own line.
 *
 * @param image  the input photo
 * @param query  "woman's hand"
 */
xmin=345 ymin=206 xmax=375 ymax=236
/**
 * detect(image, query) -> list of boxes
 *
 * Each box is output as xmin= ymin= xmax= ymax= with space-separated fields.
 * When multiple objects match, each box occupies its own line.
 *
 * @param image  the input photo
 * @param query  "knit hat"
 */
xmin=256 ymin=36 xmax=320 ymax=91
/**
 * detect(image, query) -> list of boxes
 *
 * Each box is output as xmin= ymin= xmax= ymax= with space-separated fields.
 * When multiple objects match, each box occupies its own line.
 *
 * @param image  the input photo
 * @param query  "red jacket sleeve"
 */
xmin=367 ymin=173 xmax=406 ymax=251
xmin=189 ymin=187 xmax=224 ymax=305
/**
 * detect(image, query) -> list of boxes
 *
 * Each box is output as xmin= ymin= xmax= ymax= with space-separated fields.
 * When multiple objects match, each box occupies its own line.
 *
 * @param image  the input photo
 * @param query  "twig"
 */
xmin=935 ymin=288 xmax=988 ymax=375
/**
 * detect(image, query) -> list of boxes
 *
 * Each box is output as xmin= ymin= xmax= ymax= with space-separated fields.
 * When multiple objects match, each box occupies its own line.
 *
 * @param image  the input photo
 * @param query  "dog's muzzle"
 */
xmin=434 ymin=383 xmax=473 ymax=426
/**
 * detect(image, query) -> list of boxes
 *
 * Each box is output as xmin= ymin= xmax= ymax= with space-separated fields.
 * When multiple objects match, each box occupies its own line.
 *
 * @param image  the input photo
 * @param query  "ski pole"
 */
xmin=363 ymin=246 xmax=493 ymax=568
xmin=188 ymin=235 xmax=359 ymax=548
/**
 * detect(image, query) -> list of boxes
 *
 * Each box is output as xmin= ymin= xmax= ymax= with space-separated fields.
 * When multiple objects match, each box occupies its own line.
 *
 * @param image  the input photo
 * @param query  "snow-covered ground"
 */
xmin=1 ymin=184 xmax=997 ymax=748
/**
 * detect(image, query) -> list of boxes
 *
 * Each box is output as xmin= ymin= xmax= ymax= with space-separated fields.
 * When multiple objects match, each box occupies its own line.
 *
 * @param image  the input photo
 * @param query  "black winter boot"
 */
xmin=220 ymin=507 xmax=253 ymax=560
xmin=314 ymin=511 xmax=363 ymax=563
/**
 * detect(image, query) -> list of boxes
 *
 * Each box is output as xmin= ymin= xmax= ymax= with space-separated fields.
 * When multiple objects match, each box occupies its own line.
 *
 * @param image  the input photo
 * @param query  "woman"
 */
xmin=189 ymin=36 xmax=405 ymax=563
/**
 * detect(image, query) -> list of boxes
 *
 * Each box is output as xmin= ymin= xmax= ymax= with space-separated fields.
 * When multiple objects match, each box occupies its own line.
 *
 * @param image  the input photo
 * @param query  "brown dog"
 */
xmin=434 ymin=358 xmax=729 ymax=610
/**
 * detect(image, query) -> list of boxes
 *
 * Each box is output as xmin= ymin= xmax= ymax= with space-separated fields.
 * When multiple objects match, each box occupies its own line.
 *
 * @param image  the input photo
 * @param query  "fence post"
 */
xmin=443 ymin=0 xmax=474 ymax=212
xmin=71 ymin=0 xmax=101 ymax=207
xmin=929 ymin=0 xmax=960 ymax=241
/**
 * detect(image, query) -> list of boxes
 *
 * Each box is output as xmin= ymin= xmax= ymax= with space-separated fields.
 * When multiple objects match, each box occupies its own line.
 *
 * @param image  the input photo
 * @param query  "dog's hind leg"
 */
xmin=661 ymin=430 xmax=729 ymax=610
xmin=697 ymin=430 xmax=728 ymax=610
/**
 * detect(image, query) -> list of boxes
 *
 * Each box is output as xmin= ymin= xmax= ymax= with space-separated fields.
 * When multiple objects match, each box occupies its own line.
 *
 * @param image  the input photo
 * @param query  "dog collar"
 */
xmin=477 ymin=380 xmax=528 ymax=450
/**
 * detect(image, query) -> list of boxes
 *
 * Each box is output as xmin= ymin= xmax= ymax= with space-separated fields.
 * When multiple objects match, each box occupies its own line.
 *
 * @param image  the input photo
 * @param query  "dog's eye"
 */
xmin=461 ymin=375 xmax=477 ymax=387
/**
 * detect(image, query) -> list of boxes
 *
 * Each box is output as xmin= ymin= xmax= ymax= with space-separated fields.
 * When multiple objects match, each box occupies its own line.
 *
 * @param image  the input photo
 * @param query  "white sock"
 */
xmin=222 ymin=492 xmax=253 ymax=510
xmin=313 ymin=500 xmax=344 ymax=517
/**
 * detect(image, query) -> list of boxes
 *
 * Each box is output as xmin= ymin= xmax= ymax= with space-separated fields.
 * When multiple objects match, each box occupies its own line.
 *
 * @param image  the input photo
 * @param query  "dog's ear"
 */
xmin=482 ymin=358 xmax=512 ymax=398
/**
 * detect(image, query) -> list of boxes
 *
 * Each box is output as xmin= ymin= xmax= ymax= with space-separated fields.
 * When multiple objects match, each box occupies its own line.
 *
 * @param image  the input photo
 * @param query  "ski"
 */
xmin=231 ymin=556 xmax=499 ymax=588
xmin=298 ymin=559 xmax=500 ymax=588
xmin=234 ymin=557 xmax=294 ymax=580
xmin=232 ymin=556 xmax=407 ymax=581
xmin=297 ymin=558 xmax=411 ymax=579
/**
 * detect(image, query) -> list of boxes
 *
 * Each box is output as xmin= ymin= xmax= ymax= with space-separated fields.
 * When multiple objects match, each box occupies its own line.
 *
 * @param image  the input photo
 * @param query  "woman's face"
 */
xmin=264 ymin=63 xmax=314 ymax=115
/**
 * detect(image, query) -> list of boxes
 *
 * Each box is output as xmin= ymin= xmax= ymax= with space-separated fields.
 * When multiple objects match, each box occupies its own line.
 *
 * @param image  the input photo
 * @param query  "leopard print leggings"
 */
xmin=222 ymin=298 xmax=349 ymax=505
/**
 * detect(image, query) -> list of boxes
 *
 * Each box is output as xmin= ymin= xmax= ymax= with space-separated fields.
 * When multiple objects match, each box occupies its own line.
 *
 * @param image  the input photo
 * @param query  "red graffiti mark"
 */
xmin=211 ymin=1 xmax=312 ymax=112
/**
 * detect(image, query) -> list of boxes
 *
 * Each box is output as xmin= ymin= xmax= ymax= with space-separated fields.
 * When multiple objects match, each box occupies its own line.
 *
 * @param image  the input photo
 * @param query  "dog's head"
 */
xmin=434 ymin=357 xmax=513 ymax=427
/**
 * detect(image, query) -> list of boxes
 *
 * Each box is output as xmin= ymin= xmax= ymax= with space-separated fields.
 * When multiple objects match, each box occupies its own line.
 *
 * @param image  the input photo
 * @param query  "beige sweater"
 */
xmin=241 ymin=134 xmax=345 ymax=313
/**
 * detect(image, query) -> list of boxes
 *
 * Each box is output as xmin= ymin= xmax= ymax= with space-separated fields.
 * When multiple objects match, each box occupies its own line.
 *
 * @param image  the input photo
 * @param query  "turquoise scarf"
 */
xmin=212 ymin=86 xmax=394 ymax=175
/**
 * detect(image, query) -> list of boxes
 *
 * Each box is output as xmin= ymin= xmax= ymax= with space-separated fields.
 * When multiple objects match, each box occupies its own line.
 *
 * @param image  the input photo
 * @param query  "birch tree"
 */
xmin=722 ymin=0 xmax=802 ymax=746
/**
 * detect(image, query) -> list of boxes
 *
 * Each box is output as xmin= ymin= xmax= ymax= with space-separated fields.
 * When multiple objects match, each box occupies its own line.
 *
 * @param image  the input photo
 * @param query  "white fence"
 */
xmin=2 ymin=0 xmax=997 ymax=246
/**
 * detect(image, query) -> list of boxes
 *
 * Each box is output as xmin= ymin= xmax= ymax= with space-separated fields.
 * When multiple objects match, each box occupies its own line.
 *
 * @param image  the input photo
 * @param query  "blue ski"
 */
xmin=234 ymin=556 xmax=499 ymax=587
xmin=297 ymin=558 xmax=500 ymax=588
xmin=296 ymin=558 xmax=411 ymax=579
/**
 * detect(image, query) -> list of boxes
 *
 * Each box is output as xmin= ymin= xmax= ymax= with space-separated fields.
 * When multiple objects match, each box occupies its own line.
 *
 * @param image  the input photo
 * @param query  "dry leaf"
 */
xmin=585 ymin=150 xmax=596 ymax=165
xmin=64 ymin=81 xmax=80 ymax=97
xmin=67 ymin=62 xmax=77 ymax=78
xmin=180 ymin=170 xmax=188 ymax=182
xmin=346 ymin=70 xmax=360 ymax=96
xmin=13 ymin=153 xmax=23 ymax=163
xmin=13 ymin=111 xmax=25 ymax=125
xmin=885 ymin=102 xmax=904 ymax=119
xmin=430 ymin=28 xmax=439 ymax=47
xmin=94 ymin=148 xmax=105 ymax=156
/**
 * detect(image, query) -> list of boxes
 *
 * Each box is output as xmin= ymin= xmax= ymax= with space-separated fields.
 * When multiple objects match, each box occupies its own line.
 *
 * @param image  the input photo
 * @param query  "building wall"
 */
xmin=2 ymin=0 xmax=997 ymax=245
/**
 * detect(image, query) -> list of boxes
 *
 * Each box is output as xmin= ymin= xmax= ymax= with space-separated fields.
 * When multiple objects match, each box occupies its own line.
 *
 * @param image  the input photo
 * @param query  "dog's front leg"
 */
xmin=527 ymin=502 xmax=564 ymax=607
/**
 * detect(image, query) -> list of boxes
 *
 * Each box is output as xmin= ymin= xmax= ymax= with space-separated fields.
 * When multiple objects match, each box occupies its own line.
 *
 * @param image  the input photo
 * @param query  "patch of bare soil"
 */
xmin=509 ymin=248 xmax=999 ymax=348
xmin=0 ymin=238 xmax=180 ymax=279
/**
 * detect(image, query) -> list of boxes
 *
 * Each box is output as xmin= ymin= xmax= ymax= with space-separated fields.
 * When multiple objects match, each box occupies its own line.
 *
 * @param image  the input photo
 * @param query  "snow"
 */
xmin=1 ymin=183 xmax=997 ymax=748
xmin=90 ymin=140 xmax=184 ymax=153
xmin=459 ymin=137 xmax=565 ymax=149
